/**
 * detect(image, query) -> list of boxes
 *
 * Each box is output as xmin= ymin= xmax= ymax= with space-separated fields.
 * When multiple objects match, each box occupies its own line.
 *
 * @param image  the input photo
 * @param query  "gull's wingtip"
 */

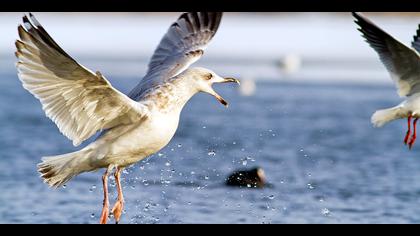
xmin=21 ymin=12 xmax=39 ymax=28
xmin=352 ymin=12 xmax=365 ymax=23
xmin=28 ymin=12 xmax=41 ymax=27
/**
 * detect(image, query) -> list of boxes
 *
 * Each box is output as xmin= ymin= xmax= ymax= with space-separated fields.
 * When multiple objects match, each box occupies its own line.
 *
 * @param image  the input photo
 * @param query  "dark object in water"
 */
xmin=225 ymin=167 xmax=266 ymax=188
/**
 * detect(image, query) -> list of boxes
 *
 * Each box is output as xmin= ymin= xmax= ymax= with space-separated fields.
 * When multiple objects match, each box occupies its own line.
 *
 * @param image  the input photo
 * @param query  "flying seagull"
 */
xmin=353 ymin=12 xmax=420 ymax=149
xmin=15 ymin=12 xmax=239 ymax=224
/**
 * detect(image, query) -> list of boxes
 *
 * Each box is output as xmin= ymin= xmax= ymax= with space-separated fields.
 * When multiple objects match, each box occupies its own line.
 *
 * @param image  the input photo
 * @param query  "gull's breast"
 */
xmin=107 ymin=109 xmax=181 ymax=164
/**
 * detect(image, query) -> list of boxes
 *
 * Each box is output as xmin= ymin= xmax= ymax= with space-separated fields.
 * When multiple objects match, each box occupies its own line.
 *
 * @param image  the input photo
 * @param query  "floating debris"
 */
xmin=225 ymin=167 xmax=267 ymax=188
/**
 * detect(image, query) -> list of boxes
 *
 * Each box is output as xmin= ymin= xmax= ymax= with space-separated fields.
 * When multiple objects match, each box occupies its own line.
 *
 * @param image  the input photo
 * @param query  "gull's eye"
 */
xmin=205 ymin=73 xmax=213 ymax=80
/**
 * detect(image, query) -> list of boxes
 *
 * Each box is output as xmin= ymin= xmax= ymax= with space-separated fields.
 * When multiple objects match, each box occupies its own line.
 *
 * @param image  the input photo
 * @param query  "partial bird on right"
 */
xmin=353 ymin=12 xmax=420 ymax=149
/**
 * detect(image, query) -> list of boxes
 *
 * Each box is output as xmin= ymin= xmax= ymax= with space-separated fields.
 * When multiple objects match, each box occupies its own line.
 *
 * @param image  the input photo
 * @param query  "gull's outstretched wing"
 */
xmin=128 ymin=12 xmax=223 ymax=101
xmin=16 ymin=13 xmax=149 ymax=146
xmin=353 ymin=12 xmax=420 ymax=97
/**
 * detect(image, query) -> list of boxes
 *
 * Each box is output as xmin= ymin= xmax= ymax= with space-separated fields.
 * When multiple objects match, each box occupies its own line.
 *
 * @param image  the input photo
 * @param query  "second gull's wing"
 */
xmin=353 ymin=12 xmax=420 ymax=97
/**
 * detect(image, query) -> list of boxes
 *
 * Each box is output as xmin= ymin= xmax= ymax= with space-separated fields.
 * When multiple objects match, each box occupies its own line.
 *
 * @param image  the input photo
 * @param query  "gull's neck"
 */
xmin=147 ymin=75 xmax=199 ymax=114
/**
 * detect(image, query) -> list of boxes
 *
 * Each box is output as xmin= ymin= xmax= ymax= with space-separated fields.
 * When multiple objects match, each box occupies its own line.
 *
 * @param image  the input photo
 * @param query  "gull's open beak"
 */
xmin=214 ymin=93 xmax=228 ymax=107
xmin=212 ymin=77 xmax=240 ymax=107
xmin=221 ymin=77 xmax=241 ymax=85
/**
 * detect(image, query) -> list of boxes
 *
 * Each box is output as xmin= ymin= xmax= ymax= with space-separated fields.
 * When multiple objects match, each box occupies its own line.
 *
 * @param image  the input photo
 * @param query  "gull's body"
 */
xmin=83 ymin=71 xmax=204 ymax=169
xmin=15 ymin=12 xmax=239 ymax=224
xmin=353 ymin=12 xmax=420 ymax=149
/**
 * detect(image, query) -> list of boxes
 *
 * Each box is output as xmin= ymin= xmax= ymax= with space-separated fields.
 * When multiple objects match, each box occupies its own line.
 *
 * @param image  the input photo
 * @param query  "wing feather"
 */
xmin=16 ymin=13 xmax=149 ymax=146
xmin=353 ymin=12 xmax=420 ymax=97
xmin=128 ymin=12 xmax=222 ymax=101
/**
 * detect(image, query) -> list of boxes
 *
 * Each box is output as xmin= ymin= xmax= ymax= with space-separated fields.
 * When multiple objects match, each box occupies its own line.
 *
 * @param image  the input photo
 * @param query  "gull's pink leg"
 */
xmin=99 ymin=168 xmax=110 ymax=224
xmin=111 ymin=167 xmax=124 ymax=224
xmin=404 ymin=114 xmax=412 ymax=145
xmin=409 ymin=118 xmax=419 ymax=150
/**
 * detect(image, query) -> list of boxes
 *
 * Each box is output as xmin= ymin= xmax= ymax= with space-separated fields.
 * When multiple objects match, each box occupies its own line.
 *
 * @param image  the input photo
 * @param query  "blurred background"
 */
xmin=2 ymin=12 xmax=420 ymax=223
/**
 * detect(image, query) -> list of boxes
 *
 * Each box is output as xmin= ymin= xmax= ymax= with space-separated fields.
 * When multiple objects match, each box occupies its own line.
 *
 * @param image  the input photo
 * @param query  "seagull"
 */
xmin=15 ymin=12 xmax=239 ymax=224
xmin=353 ymin=12 xmax=420 ymax=150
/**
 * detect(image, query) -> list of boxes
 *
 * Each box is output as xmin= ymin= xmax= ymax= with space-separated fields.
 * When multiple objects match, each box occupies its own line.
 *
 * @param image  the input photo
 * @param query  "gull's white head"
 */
xmin=186 ymin=67 xmax=240 ymax=107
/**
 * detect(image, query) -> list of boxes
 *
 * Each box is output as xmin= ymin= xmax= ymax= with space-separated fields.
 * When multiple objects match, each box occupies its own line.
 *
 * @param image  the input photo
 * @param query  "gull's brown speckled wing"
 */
xmin=16 ymin=13 xmax=149 ymax=147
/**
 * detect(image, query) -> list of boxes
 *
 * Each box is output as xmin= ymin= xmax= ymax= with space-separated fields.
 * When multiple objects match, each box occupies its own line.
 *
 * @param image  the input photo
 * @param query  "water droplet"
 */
xmin=207 ymin=151 xmax=216 ymax=156
xmin=89 ymin=185 xmax=97 ymax=192
xmin=122 ymin=169 xmax=129 ymax=174
xmin=321 ymin=208 xmax=331 ymax=216
xmin=242 ymin=160 xmax=248 ymax=166
xmin=158 ymin=153 xmax=164 ymax=157
xmin=90 ymin=213 xmax=95 ymax=218
xmin=247 ymin=184 xmax=252 ymax=188
xmin=62 ymin=185 xmax=67 ymax=189
xmin=131 ymin=185 xmax=136 ymax=189
xmin=268 ymin=195 xmax=275 ymax=200
xmin=232 ymin=141 xmax=236 ymax=145
xmin=177 ymin=144 xmax=182 ymax=148
xmin=165 ymin=162 xmax=171 ymax=167
xmin=190 ymin=171 xmax=195 ymax=175
xmin=204 ymin=176 xmax=209 ymax=180
xmin=307 ymin=183 xmax=315 ymax=190
xmin=202 ymin=126 xmax=207 ymax=129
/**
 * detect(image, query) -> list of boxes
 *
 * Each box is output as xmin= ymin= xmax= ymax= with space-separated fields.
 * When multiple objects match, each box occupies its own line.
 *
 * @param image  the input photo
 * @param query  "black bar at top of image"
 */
xmin=4 ymin=0 xmax=420 ymax=12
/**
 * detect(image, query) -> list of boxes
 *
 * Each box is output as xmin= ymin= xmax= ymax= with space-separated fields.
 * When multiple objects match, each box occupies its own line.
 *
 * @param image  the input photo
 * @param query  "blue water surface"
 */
xmin=1 ymin=70 xmax=420 ymax=224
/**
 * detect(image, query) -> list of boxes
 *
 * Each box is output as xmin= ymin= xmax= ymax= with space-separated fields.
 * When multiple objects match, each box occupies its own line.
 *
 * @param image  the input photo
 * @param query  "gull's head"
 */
xmin=188 ymin=67 xmax=240 ymax=107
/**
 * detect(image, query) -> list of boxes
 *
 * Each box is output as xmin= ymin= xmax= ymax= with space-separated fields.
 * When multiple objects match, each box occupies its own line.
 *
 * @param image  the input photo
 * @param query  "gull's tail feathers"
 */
xmin=37 ymin=148 xmax=94 ymax=188
xmin=371 ymin=106 xmax=404 ymax=128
